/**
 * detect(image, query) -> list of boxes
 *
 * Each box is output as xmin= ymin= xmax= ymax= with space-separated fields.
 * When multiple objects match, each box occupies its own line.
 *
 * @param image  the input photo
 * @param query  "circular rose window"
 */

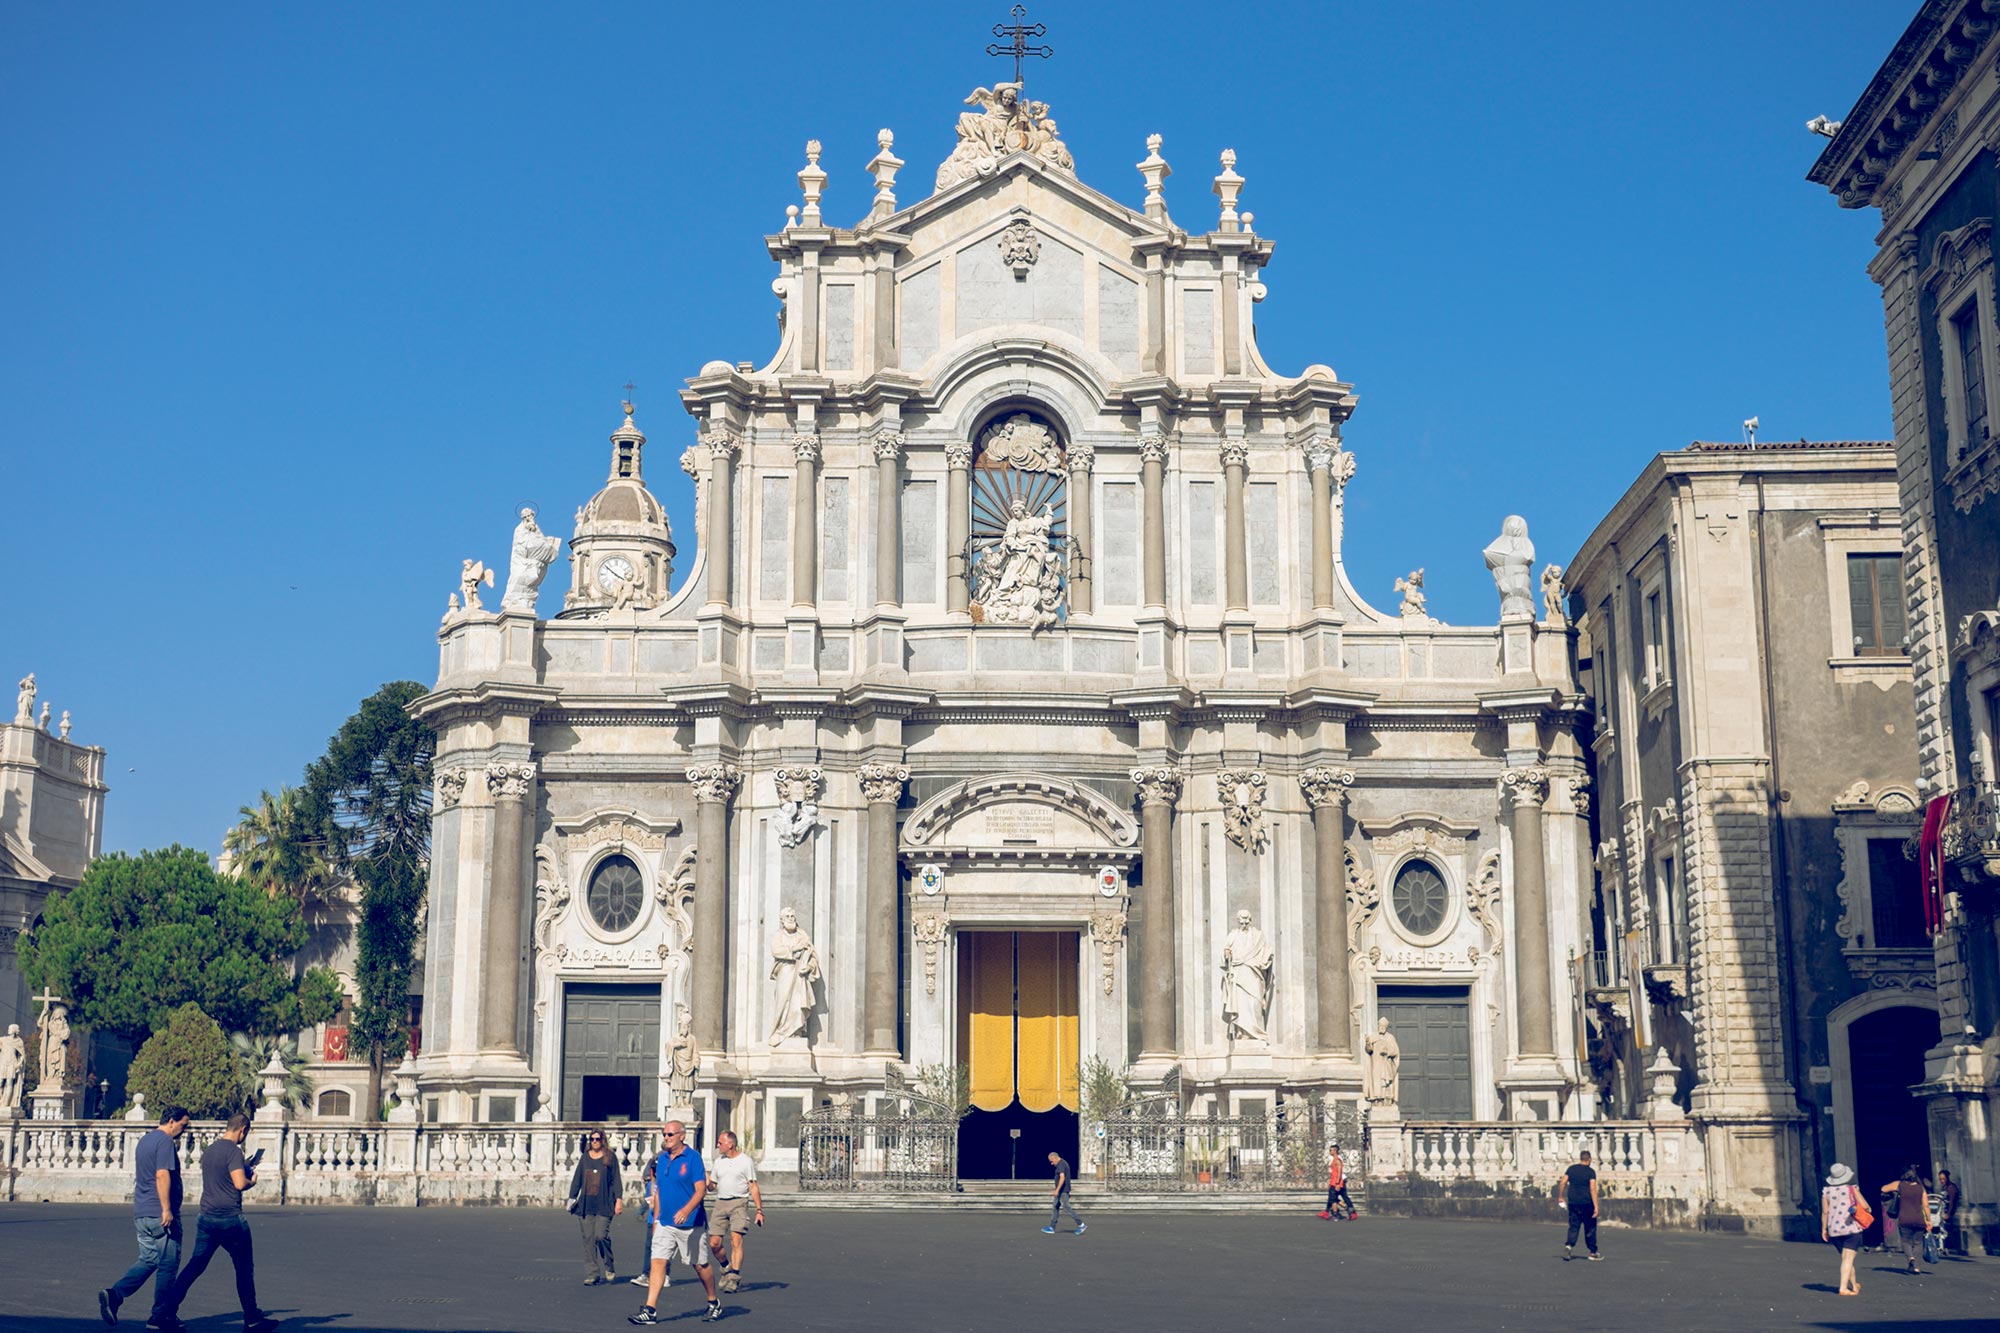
xmin=1391 ymin=859 xmax=1450 ymax=939
xmin=586 ymin=854 xmax=645 ymax=933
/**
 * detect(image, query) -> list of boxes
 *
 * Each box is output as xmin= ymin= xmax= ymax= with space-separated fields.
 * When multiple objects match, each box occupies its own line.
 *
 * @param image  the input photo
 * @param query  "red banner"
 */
xmin=324 ymin=1026 xmax=351 ymax=1063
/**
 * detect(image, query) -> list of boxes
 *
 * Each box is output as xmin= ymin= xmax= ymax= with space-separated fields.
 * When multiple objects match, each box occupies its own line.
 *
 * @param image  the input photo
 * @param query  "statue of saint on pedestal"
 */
xmin=0 ymin=1023 xmax=25 ymax=1114
xmin=1364 ymin=1017 xmax=1401 ymax=1106
xmin=14 ymin=673 xmax=34 ymax=725
xmin=1220 ymin=910 xmax=1274 ymax=1043
xmin=1483 ymin=516 xmax=1537 ymax=619
xmin=768 ymin=908 xmax=821 ymax=1045
xmin=501 ymin=507 xmax=562 ymax=612
xmin=33 ymin=996 xmax=70 ymax=1096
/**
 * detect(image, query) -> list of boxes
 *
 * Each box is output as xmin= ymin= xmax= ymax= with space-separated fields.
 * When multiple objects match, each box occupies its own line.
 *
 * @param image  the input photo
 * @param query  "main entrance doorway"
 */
xmin=561 ymin=983 xmax=661 ymax=1122
xmin=1848 ymin=1004 xmax=1938 ymax=1244
xmin=957 ymin=931 xmax=1080 ymax=1178
xmin=1377 ymin=986 xmax=1474 ymax=1120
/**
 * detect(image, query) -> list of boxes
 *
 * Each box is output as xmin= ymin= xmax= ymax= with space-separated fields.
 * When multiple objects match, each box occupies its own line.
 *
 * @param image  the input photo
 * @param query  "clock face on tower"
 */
xmin=596 ymin=555 xmax=637 ymax=592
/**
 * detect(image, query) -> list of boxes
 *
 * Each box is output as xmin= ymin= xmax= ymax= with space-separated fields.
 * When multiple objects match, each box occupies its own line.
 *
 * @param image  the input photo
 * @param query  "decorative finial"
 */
xmin=798 ymin=141 xmax=828 ymax=227
xmin=1213 ymin=148 xmax=1243 ymax=232
xmin=785 ymin=203 xmax=800 ymax=231
xmin=868 ymin=128 xmax=905 ymax=221
xmin=1137 ymin=133 xmax=1172 ymax=220
xmin=986 ymin=5 xmax=1052 ymax=85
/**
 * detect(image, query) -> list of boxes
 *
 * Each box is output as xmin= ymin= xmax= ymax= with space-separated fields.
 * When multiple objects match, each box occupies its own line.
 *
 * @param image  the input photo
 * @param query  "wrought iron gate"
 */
xmin=797 ymin=1077 xmax=959 ymax=1192
xmin=1100 ymin=1072 xmax=1355 ymax=1192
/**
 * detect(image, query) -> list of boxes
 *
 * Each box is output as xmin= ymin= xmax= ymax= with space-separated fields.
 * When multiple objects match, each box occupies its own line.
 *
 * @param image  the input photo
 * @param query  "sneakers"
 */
xmin=627 ymin=1274 xmax=649 ymax=1287
xmin=1562 ymin=1246 xmax=1573 ymax=1261
xmin=1041 ymin=1226 xmax=1057 ymax=1234
xmin=1317 ymin=1210 xmax=1332 ymax=1220
xmin=246 ymin=1320 xmax=280 ymax=1333
xmin=585 ymin=1277 xmax=601 ymax=1286
xmin=705 ymin=1300 xmax=724 ymax=1322
xmin=1075 ymin=1223 xmax=1086 ymax=1235
xmin=1587 ymin=1253 xmax=1602 ymax=1262
xmin=605 ymin=1272 xmax=617 ymax=1283
xmin=98 ymin=1290 xmax=117 ymax=1327
xmin=628 ymin=1308 xmax=660 ymax=1326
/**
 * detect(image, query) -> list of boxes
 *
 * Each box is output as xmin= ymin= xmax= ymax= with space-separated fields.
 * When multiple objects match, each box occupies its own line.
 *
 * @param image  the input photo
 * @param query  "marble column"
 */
xmin=1305 ymin=440 xmax=1336 ymax=611
xmin=1067 ymin=444 xmax=1094 ymax=615
xmin=1501 ymin=767 xmax=1554 ymax=1057
xmin=1140 ymin=432 xmax=1168 ymax=610
xmin=1131 ymin=766 xmax=1183 ymax=1058
xmin=945 ymin=442 xmax=972 ymax=613
xmin=858 ymin=762 xmax=910 ymax=1055
xmin=705 ymin=431 xmax=739 ymax=608
xmin=1222 ymin=439 xmax=1249 ymax=612
xmin=688 ymin=764 xmax=740 ymax=1055
xmin=1301 ymin=767 xmax=1355 ymax=1053
xmin=791 ymin=432 xmax=818 ymax=606
xmin=481 ymin=761 xmax=535 ymax=1054
xmin=874 ymin=431 xmax=903 ymax=607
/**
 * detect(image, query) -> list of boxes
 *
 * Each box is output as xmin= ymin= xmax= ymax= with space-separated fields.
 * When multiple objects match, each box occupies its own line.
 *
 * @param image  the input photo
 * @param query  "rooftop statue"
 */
xmin=936 ymin=83 xmax=1075 ymax=192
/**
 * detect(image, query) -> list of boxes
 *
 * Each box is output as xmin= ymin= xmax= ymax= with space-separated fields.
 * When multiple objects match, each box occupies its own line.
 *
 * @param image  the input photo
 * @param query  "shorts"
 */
xmin=707 ymin=1197 xmax=752 ymax=1236
xmin=650 ymin=1223 xmax=711 ymax=1267
xmin=1831 ymin=1232 xmax=1861 ymax=1251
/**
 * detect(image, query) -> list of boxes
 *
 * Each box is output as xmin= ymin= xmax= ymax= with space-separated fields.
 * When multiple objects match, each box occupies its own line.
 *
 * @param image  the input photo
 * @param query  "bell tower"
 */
xmin=562 ymin=401 xmax=676 ymax=616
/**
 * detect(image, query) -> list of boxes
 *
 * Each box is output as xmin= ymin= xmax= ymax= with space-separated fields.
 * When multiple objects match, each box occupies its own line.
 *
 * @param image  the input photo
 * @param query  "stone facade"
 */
xmin=413 ymin=84 xmax=1591 ymax=1168
xmin=1810 ymin=0 xmax=2000 ymax=1253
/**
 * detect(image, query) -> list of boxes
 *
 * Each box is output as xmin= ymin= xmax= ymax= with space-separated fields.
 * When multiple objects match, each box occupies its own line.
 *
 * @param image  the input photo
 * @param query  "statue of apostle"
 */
xmin=768 ymin=908 xmax=821 ymax=1045
xmin=1219 ymin=910 xmax=1274 ymax=1042
xmin=0 ymin=1023 xmax=25 ymax=1114
xmin=501 ymin=507 xmax=563 ymax=613
xmin=1364 ymin=1017 xmax=1401 ymax=1106
xmin=36 ymin=1001 xmax=70 ymax=1095
xmin=1483 ymin=515 xmax=1537 ymax=619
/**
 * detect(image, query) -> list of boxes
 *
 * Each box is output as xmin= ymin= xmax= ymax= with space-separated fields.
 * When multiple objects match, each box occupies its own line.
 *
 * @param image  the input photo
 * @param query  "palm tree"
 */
xmin=229 ymin=1031 xmax=313 ymax=1113
xmin=225 ymin=787 xmax=343 ymax=931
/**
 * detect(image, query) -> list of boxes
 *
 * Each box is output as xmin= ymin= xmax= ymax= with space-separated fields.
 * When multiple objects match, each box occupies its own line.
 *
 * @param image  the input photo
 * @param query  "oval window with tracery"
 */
xmin=1391 ymin=859 xmax=1450 ymax=938
xmin=968 ymin=410 xmax=1068 ymax=629
xmin=587 ymin=854 xmax=645 ymax=933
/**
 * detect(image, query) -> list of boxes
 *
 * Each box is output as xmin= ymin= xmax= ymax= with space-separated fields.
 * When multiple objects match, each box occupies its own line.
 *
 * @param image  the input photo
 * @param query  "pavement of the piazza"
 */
xmin=3 ymin=1203 xmax=1999 ymax=1332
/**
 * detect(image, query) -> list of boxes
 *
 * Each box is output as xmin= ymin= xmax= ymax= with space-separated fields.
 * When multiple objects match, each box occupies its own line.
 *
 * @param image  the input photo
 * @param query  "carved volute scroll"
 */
xmin=486 ymin=761 xmax=536 ymax=800
xmin=1498 ymin=767 xmax=1551 ymax=810
xmin=1300 ymin=767 xmax=1355 ymax=810
xmin=858 ymin=762 xmax=911 ymax=805
xmin=1130 ymin=766 xmax=1184 ymax=808
xmin=687 ymin=764 xmax=741 ymax=805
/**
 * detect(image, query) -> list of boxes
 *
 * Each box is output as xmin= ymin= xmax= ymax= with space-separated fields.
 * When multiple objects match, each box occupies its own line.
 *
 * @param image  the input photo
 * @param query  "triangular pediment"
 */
xmin=885 ymin=150 xmax=1168 ymax=255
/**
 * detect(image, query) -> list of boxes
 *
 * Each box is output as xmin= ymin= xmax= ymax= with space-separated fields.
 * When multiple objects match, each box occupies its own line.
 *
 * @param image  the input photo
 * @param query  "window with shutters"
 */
xmin=1846 ymin=554 xmax=1906 ymax=657
xmin=1958 ymin=302 xmax=1990 ymax=446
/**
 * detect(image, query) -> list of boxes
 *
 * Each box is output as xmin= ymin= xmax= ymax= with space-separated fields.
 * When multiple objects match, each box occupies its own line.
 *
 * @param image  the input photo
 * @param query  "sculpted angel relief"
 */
xmin=936 ymin=83 xmax=1075 ymax=191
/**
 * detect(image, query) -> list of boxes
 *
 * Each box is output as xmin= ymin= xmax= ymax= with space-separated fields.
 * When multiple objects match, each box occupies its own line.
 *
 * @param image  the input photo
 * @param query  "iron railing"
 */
xmin=1101 ymin=1092 xmax=1354 ymax=1192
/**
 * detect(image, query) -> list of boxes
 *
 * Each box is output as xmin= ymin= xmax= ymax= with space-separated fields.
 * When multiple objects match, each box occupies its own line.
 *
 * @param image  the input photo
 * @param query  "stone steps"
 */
xmin=764 ymin=1184 xmax=1332 ymax=1212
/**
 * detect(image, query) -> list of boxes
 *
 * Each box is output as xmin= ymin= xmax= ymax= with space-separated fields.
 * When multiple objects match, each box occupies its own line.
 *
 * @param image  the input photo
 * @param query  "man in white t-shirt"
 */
xmin=704 ymin=1131 xmax=765 ymax=1294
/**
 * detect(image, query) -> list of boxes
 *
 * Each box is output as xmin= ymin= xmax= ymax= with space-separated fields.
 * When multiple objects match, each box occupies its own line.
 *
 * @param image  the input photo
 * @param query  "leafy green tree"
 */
xmin=300 ymin=681 xmax=434 ymax=1117
xmin=128 ymin=1004 xmax=240 ymax=1120
xmin=20 ymin=846 xmax=344 ymax=1042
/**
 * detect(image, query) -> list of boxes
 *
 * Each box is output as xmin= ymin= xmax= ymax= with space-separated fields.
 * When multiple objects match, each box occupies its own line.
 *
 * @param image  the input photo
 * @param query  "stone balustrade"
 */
xmin=1367 ymin=1119 xmax=1708 ymax=1226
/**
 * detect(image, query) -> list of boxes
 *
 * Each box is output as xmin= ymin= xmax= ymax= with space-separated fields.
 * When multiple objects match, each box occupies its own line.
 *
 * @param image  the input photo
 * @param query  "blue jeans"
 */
xmin=1050 ymin=1190 xmax=1082 ymax=1229
xmin=109 ymin=1216 xmax=182 ymax=1322
xmin=167 ymin=1214 xmax=261 ymax=1319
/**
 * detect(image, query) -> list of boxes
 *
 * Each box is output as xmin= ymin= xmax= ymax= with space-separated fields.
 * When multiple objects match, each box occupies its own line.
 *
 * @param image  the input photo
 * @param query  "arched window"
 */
xmin=968 ymin=410 xmax=1068 ymax=629
xmin=586 ymin=854 xmax=645 ymax=933
xmin=1391 ymin=859 xmax=1450 ymax=939
xmin=317 ymin=1089 xmax=352 ymax=1118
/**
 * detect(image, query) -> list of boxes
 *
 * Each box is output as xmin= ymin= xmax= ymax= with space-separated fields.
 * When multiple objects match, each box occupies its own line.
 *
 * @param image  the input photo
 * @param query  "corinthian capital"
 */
xmin=1219 ymin=439 xmax=1250 ymax=469
xmin=486 ymin=761 xmax=537 ymax=800
xmin=943 ymin=441 xmax=973 ymax=469
xmin=1300 ymin=766 xmax=1356 ymax=810
xmin=873 ymin=430 xmax=906 ymax=462
xmin=1138 ymin=431 xmax=1169 ymax=464
xmin=434 ymin=765 xmax=469 ymax=810
xmin=857 ymin=762 xmax=911 ymax=804
xmin=1498 ymin=766 xmax=1551 ymax=809
xmin=1066 ymin=443 xmax=1095 ymax=473
xmin=703 ymin=428 xmax=740 ymax=463
xmin=791 ymin=431 xmax=821 ymax=464
xmin=1130 ymin=765 xmax=1185 ymax=808
xmin=687 ymin=763 xmax=741 ymax=804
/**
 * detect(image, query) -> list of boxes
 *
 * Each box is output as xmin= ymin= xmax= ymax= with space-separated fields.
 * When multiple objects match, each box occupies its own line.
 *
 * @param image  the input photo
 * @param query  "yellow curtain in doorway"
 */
xmin=1016 ymin=933 xmax=1080 ymax=1113
xmin=967 ymin=933 xmax=1015 ymax=1113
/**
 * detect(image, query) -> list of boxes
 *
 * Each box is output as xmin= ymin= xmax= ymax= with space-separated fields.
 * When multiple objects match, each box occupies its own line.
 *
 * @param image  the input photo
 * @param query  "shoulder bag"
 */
xmin=1851 ymin=1187 xmax=1875 ymax=1231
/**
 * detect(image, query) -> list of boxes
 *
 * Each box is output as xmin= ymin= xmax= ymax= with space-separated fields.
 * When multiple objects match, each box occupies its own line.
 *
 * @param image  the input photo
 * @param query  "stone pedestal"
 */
xmin=29 ymin=1088 xmax=72 ymax=1120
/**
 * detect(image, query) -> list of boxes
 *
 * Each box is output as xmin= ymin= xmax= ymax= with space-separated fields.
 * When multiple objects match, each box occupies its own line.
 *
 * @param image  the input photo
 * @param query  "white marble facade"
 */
xmin=412 ymin=86 xmax=1589 ymax=1150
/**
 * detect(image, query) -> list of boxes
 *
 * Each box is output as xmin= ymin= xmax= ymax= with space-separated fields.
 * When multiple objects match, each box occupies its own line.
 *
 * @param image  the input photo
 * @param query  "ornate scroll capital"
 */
xmin=943 ymin=441 xmax=973 ymax=469
xmin=1138 ymin=430 xmax=1169 ymax=465
xmin=1219 ymin=438 xmax=1250 ymax=470
xmin=774 ymin=766 xmax=825 ymax=804
xmin=1498 ymin=766 xmax=1551 ymax=810
xmin=857 ymin=762 xmax=911 ymax=804
xmin=1303 ymin=437 xmax=1337 ymax=472
xmin=1066 ymin=442 xmax=1095 ymax=473
xmin=1089 ymin=910 xmax=1126 ymax=996
xmin=1568 ymin=775 xmax=1592 ymax=816
xmin=486 ymin=761 xmax=537 ymax=800
xmin=873 ymin=430 xmax=906 ymax=462
xmin=687 ymin=763 xmax=741 ymax=805
xmin=1300 ymin=766 xmax=1357 ymax=810
xmin=791 ymin=431 xmax=821 ymax=463
xmin=1130 ymin=765 xmax=1185 ymax=808
xmin=1217 ymin=769 xmax=1268 ymax=853
xmin=434 ymin=765 xmax=468 ymax=810
xmin=703 ymin=428 xmax=740 ymax=464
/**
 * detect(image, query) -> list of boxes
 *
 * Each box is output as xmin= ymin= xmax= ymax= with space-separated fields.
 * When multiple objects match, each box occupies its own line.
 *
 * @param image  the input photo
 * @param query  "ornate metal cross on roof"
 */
xmin=986 ymin=5 xmax=1051 ymax=85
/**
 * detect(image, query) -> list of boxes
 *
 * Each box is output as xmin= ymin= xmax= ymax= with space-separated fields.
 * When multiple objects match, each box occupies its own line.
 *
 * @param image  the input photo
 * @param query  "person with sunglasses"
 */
xmin=630 ymin=1121 xmax=720 ymax=1324
xmin=568 ymin=1128 xmax=624 ymax=1285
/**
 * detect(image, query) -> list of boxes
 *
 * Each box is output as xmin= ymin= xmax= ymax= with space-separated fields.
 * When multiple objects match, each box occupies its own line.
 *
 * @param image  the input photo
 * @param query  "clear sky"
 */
xmin=2 ymin=2 xmax=1908 ymax=855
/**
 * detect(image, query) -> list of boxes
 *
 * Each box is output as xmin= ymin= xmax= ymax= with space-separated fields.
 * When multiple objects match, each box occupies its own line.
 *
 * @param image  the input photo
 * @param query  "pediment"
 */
xmin=888 ymin=152 xmax=1166 ymax=262
xmin=902 ymin=772 xmax=1139 ymax=852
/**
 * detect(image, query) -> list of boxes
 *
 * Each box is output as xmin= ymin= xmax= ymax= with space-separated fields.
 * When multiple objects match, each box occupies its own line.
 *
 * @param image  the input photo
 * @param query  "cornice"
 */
xmin=411 ymin=681 xmax=563 ymax=725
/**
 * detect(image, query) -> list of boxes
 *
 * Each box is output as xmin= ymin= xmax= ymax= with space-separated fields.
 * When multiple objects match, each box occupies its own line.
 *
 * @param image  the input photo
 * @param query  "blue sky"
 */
xmin=2 ymin=2 xmax=1906 ymax=855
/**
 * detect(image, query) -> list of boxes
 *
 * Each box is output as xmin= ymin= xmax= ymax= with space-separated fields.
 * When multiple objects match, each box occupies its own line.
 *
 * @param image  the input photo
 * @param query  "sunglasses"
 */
xmin=589 ymin=1136 xmax=605 ymax=1143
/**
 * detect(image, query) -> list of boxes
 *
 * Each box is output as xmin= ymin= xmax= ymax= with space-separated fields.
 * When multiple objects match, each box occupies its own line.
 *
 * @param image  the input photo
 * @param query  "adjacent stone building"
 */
xmin=1568 ymin=439 xmax=1920 ymax=1237
xmin=411 ymin=82 xmax=1594 ymax=1177
xmin=1810 ymin=0 xmax=2000 ymax=1252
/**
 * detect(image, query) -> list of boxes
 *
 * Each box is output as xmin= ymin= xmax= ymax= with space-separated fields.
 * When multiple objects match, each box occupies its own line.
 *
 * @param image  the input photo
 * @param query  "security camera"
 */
xmin=1807 ymin=115 xmax=1842 ymax=138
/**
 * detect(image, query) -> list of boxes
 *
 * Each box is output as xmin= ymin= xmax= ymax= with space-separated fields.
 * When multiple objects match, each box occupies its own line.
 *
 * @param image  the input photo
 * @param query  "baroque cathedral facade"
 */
xmin=412 ymin=81 xmax=1593 ymax=1177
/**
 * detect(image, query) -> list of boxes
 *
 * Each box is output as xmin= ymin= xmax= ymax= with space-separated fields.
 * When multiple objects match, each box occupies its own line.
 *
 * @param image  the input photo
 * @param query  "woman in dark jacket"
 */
xmin=1879 ymin=1164 xmax=1932 ymax=1275
xmin=569 ymin=1128 xmax=624 ymax=1284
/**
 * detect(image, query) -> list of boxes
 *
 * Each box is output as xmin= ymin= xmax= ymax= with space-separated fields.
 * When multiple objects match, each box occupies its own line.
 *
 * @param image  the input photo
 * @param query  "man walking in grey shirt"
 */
xmin=162 ymin=1113 xmax=277 ymax=1332
xmin=1042 ymin=1151 xmax=1085 ymax=1235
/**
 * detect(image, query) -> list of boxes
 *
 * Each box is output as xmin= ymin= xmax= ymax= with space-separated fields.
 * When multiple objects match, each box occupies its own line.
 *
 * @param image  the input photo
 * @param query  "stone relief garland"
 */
xmin=1088 ymin=910 xmax=1126 ymax=996
xmin=913 ymin=910 xmax=949 ymax=996
xmin=1469 ymin=848 xmax=1504 ymax=957
xmin=1345 ymin=848 xmax=1378 ymax=955
xmin=1217 ymin=769 xmax=1268 ymax=853
xmin=772 ymin=767 xmax=825 ymax=849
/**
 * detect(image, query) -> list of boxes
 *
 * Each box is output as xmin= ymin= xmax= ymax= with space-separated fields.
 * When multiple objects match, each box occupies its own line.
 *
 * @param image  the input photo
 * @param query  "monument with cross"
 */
xmin=30 ymin=985 xmax=75 ymax=1120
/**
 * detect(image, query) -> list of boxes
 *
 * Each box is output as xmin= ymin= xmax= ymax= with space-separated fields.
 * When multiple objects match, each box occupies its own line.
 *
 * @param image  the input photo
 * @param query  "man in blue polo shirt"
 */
xmin=99 ymin=1103 xmax=190 ymax=1331
xmin=629 ymin=1120 xmax=720 ymax=1324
